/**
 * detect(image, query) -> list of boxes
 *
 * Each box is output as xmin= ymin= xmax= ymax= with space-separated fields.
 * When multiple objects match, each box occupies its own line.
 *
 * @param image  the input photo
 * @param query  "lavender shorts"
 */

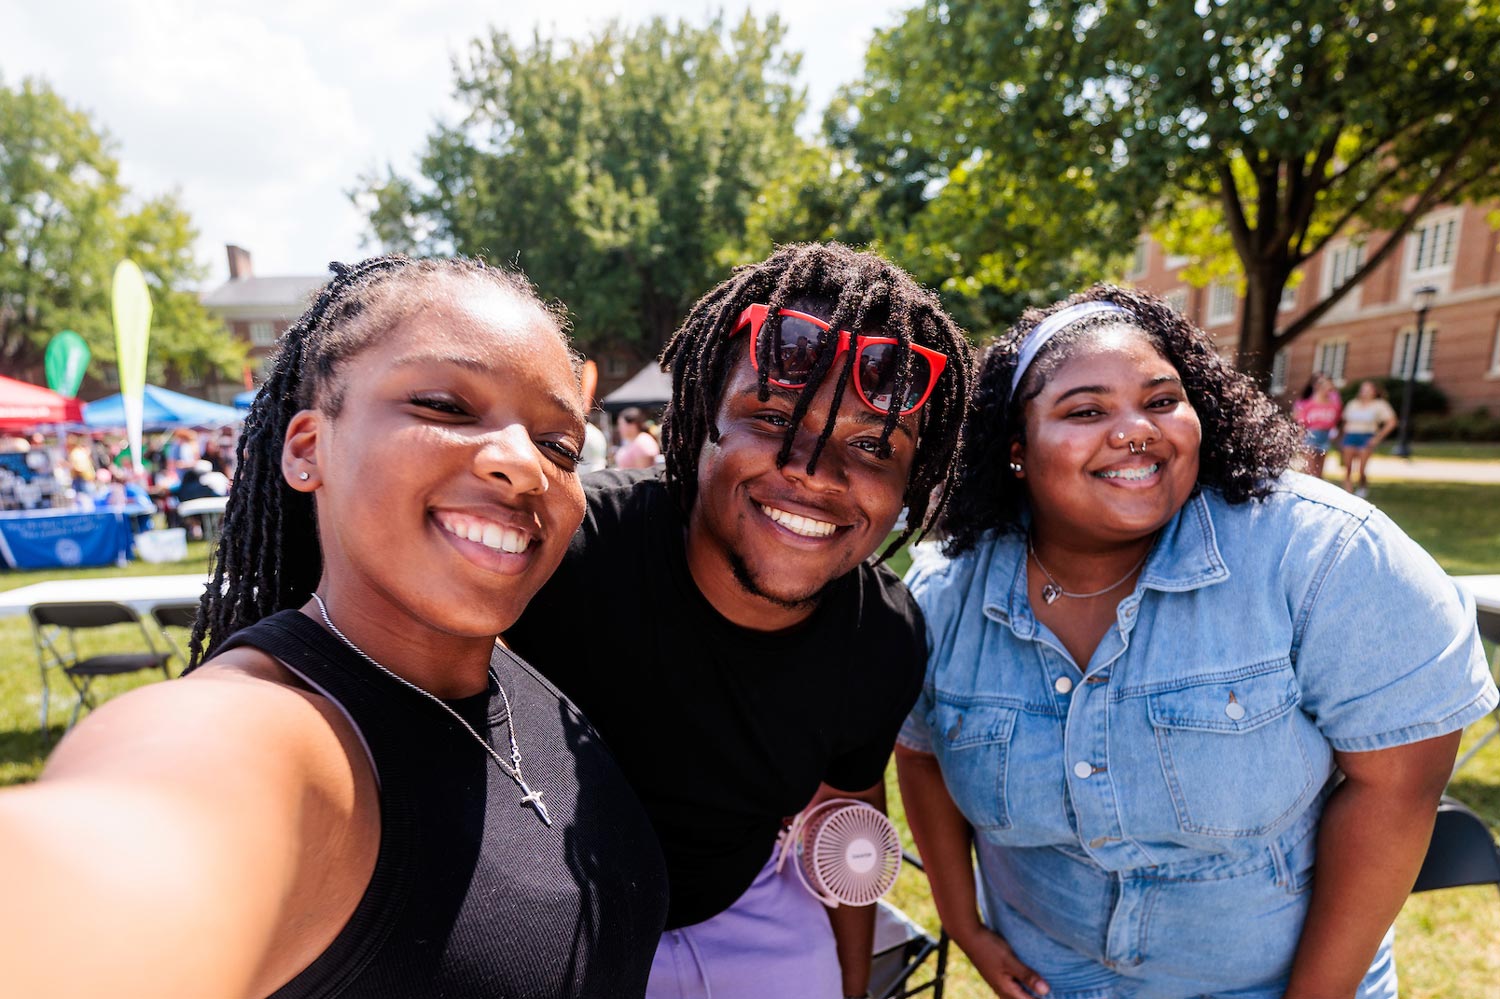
xmin=646 ymin=846 xmax=843 ymax=999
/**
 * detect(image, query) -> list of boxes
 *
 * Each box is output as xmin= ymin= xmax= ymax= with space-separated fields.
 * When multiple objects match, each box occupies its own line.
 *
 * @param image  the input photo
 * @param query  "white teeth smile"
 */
xmin=435 ymin=512 xmax=531 ymax=554
xmin=1096 ymin=463 xmax=1160 ymax=481
xmin=759 ymin=503 xmax=838 ymax=538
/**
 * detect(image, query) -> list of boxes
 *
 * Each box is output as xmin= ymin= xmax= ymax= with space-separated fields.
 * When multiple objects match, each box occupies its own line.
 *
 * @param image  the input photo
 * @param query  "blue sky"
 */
xmin=0 ymin=1 xmax=903 ymax=287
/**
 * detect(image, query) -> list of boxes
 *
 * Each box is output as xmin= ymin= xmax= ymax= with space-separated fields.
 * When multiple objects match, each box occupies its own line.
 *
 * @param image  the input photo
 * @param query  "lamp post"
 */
xmin=1393 ymin=285 xmax=1437 ymax=458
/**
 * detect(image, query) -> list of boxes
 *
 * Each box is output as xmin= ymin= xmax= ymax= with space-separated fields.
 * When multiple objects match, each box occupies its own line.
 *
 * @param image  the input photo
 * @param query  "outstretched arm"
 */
xmin=894 ymin=744 xmax=1049 ymax=999
xmin=0 ymin=665 xmax=373 ymax=999
xmin=1283 ymin=732 xmax=1460 ymax=999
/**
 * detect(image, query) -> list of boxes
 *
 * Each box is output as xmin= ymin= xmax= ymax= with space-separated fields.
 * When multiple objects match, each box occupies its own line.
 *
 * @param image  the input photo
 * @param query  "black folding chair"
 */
xmin=871 ymin=851 xmax=948 ymax=999
xmin=1412 ymin=796 xmax=1500 ymax=897
xmin=150 ymin=601 xmax=202 ymax=674
xmin=29 ymin=601 xmax=173 ymax=735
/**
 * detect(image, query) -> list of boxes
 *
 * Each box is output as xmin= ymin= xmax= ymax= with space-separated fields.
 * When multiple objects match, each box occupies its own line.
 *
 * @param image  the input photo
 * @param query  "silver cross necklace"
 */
xmin=311 ymin=593 xmax=551 ymax=826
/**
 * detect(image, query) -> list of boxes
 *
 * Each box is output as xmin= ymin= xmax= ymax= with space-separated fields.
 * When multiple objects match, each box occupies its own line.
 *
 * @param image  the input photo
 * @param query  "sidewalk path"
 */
xmin=1327 ymin=453 xmax=1500 ymax=485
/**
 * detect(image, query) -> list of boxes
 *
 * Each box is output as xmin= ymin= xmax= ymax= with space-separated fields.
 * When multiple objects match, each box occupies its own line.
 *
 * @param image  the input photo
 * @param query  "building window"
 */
xmin=1127 ymin=236 xmax=1149 ymax=279
xmin=249 ymin=321 xmax=277 ymax=347
xmin=1279 ymin=280 xmax=1299 ymax=312
xmin=1408 ymin=211 xmax=1459 ymax=275
xmin=1206 ymin=282 xmax=1237 ymax=327
xmin=604 ymin=356 xmax=630 ymax=377
xmin=1313 ymin=338 xmax=1348 ymax=385
xmin=1269 ymin=349 xmax=1289 ymax=396
xmin=1322 ymin=240 xmax=1365 ymax=296
xmin=1390 ymin=327 xmax=1436 ymax=381
xmin=1164 ymin=288 xmax=1189 ymax=315
xmin=1490 ymin=320 xmax=1500 ymax=376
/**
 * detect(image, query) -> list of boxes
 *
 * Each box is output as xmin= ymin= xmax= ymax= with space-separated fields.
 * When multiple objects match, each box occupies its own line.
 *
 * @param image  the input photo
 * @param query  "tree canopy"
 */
xmin=0 ymin=76 xmax=242 ymax=389
xmin=358 ymin=14 xmax=813 ymax=352
xmin=838 ymin=0 xmax=1500 ymax=376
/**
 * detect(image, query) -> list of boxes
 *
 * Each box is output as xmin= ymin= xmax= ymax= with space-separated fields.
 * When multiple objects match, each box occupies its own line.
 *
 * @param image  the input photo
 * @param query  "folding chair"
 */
xmin=150 ymin=600 xmax=202 ymax=674
xmin=29 ymin=601 xmax=174 ymax=735
xmin=1412 ymin=796 xmax=1500 ymax=897
xmin=1452 ymin=602 xmax=1500 ymax=775
xmin=871 ymin=851 xmax=948 ymax=999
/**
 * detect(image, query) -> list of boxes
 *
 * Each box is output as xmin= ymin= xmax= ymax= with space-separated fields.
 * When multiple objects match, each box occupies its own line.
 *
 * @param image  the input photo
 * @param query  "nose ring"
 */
xmin=1128 ymin=441 xmax=1143 ymax=456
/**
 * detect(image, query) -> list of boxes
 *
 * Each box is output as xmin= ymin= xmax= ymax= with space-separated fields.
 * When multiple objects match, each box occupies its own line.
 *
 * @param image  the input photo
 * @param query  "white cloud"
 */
xmin=0 ymin=0 xmax=903 ymax=286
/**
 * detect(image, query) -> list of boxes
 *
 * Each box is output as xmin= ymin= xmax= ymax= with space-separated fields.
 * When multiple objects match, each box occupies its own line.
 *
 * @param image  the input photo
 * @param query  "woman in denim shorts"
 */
xmin=896 ymin=286 xmax=1496 ymax=999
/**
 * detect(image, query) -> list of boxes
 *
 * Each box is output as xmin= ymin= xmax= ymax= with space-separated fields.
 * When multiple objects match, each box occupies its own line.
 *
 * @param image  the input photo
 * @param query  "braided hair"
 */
xmin=659 ymin=243 xmax=973 ymax=560
xmin=188 ymin=254 xmax=572 ymax=667
xmin=941 ymin=284 xmax=1301 ymax=557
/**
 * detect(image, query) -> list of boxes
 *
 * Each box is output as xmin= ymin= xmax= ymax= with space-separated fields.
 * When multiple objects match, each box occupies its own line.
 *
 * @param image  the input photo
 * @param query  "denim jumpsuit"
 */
xmin=899 ymin=474 xmax=1497 ymax=999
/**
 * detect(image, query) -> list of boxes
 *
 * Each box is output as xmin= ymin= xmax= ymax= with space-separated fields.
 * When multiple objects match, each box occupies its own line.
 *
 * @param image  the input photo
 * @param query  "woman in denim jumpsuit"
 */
xmin=896 ymin=286 xmax=1497 ymax=999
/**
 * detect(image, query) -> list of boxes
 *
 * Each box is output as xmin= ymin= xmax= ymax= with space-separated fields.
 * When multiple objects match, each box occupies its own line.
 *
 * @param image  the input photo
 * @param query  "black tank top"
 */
xmin=222 ymin=611 xmax=668 ymax=999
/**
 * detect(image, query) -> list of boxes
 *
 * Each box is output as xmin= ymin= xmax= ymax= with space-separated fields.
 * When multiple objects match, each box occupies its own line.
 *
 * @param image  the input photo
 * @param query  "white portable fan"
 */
xmin=776 ymin=798 xmax=902 ymax=908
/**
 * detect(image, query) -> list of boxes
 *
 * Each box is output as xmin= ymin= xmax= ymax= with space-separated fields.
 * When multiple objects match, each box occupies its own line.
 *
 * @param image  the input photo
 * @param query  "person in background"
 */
xmin=66 ymin=434 xmax=96 ymax=490
xmin=579 ymin=420 xmax=609 ymax=474
xmin=167 ymin=428 xmax=202 ymax=479
xmin=1292 ymin=373 xmax=1342 ymax=479
xmin=0 ymin=255 xmax=668 ymax=999
xmin=1339 ymin=380 xmax=1397 ymax=497
xmin=506 ymin=242 xmax=973 ymax=999
xmin=897 ymin=285 xmax=1494 ymax=999
xmin=613 ymin=406 xmax=661 ymax=468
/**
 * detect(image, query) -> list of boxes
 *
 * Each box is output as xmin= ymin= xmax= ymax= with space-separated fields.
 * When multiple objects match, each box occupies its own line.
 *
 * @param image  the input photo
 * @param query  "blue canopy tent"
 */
xmin=83 ymin=385 xmax=243 ymax=430
xmin=233 ymin=388 xmax=259 ymax=410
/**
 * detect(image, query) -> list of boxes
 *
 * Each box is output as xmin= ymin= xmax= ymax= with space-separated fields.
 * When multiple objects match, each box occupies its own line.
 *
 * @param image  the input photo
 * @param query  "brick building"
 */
xmin=1126 ymin=202 xmax=1500 ymax=415
xmin=199 ymin=245 xmax=326 ymax=399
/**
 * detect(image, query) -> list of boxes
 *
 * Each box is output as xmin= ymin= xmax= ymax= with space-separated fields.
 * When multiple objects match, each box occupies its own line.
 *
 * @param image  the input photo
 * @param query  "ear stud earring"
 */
xmin=298 ymin=471 xmax=310 ymax=481
xmin=1009 ymin=461 xmax=1023 ymax=474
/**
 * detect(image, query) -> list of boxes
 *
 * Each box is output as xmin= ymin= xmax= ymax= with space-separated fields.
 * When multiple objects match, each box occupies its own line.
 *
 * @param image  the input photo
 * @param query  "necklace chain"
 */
xmin=311 ymin=593 xmax=550 ymax=826
xmin=1027 ymin=537 xmax=1151 ymax=606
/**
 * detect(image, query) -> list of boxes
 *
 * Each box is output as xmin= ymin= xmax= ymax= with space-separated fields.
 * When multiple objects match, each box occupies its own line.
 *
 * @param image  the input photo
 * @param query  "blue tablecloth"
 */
xmin=0 ymin=507 xmax=153 ymax=569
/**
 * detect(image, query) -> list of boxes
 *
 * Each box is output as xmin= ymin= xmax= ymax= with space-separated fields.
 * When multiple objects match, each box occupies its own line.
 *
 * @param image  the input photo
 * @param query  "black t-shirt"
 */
xmin=224 ymin=611 xmax=669 ymax=998
xmin=505 ymin=469 xmax=925 ymax=928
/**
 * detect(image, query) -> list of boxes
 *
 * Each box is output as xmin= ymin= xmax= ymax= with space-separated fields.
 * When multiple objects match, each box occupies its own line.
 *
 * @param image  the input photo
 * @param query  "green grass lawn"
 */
xmin=1 ymin=492 xmax=1497 ymax=995
xmin=1373 ymin=441 xmax=1500 ymax=462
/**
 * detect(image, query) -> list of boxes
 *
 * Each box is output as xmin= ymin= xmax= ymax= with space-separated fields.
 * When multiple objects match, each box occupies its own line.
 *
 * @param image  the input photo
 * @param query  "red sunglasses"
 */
xmin=731 ymin=304 xmax=947 ymax=416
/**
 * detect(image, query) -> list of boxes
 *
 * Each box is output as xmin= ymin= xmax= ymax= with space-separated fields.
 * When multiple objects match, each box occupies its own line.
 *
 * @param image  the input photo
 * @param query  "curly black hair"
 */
xmin=941 ymin=283 xmax=1301 ymax=557
xmin=187 ymin=254 xmax=573 ymax=667
xmin=658 ymin=242 xmax=974 ymax=559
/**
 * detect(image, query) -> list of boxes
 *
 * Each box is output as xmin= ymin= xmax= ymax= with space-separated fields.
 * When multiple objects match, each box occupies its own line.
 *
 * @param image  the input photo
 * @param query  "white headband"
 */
xmin=1010 ymin=301 xmax=1131 ymax=395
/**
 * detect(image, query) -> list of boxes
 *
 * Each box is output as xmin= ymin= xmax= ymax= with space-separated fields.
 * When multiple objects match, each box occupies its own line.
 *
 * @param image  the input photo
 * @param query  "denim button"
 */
xmin=1073 ymin=761 xmax=1094 ymax=779
xmin=1054 ymin=676 xmax=1074 ymax=694
xmin=1225 ymin=701 xmax=1247 ymax=721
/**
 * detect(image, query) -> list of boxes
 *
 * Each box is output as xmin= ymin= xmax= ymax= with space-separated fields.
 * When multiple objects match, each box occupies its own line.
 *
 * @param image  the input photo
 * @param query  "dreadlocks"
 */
xmin=659 ymin=243 xmax=973 ymax=560
xmin=188 ymin=254 xmax=572 ymax=667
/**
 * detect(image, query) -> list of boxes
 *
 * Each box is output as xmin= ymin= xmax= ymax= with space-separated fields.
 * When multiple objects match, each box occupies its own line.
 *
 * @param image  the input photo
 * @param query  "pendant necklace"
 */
xmin=311 ymin=593 xmax=551 ymax=826
xmin=1027 ymin=537 xmax=1152 ymax=606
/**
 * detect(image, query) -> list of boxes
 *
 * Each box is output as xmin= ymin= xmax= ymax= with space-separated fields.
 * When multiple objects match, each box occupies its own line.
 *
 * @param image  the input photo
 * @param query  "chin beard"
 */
xmin=728 ymin=551 xmax=828 ymax=612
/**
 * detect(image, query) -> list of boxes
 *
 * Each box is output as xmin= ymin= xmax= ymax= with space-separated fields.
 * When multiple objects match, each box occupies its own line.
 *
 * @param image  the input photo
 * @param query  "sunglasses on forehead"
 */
xmin=730 ymin=304 xmax=948 ymax=416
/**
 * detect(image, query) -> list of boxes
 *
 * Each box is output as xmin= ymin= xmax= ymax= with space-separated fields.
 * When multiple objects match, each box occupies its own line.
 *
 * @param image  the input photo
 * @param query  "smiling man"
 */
xmin=504 ymin=244 xmax=971 ymax=999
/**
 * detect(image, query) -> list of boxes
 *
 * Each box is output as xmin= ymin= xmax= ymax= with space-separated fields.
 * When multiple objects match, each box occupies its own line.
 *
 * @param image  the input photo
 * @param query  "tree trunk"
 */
xmin=1236 ymin=266 xmax=1281 ymax=390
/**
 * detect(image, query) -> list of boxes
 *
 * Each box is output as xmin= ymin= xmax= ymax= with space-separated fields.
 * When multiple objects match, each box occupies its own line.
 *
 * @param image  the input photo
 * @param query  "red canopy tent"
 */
xmin=0 ymin=374 xmax=84 ymax=431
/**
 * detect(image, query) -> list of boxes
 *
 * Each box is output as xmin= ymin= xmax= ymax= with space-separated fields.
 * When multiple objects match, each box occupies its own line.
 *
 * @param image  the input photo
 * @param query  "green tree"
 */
xmin=357 ymin=14 xmax=810 ymax=352
xmin=841 ymin=0 xmax=1500 ymax=378
xmin=0 ymin=76 xmax=242 ymax=389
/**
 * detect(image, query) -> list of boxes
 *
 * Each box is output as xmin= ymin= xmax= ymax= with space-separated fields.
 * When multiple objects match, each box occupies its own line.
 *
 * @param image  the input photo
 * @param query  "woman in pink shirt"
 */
xmin=614 ymin=407 xmax=661 ymax=469
xmin=1292 ymin=374 xmax=1342 ymax=478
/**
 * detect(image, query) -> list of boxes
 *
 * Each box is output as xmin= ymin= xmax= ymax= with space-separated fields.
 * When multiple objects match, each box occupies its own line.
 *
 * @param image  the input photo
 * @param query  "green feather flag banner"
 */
xmin=112 ymin=260 xmax=153 ymax=474
xmin=44 ymin=330 xmax=90 ymax=398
